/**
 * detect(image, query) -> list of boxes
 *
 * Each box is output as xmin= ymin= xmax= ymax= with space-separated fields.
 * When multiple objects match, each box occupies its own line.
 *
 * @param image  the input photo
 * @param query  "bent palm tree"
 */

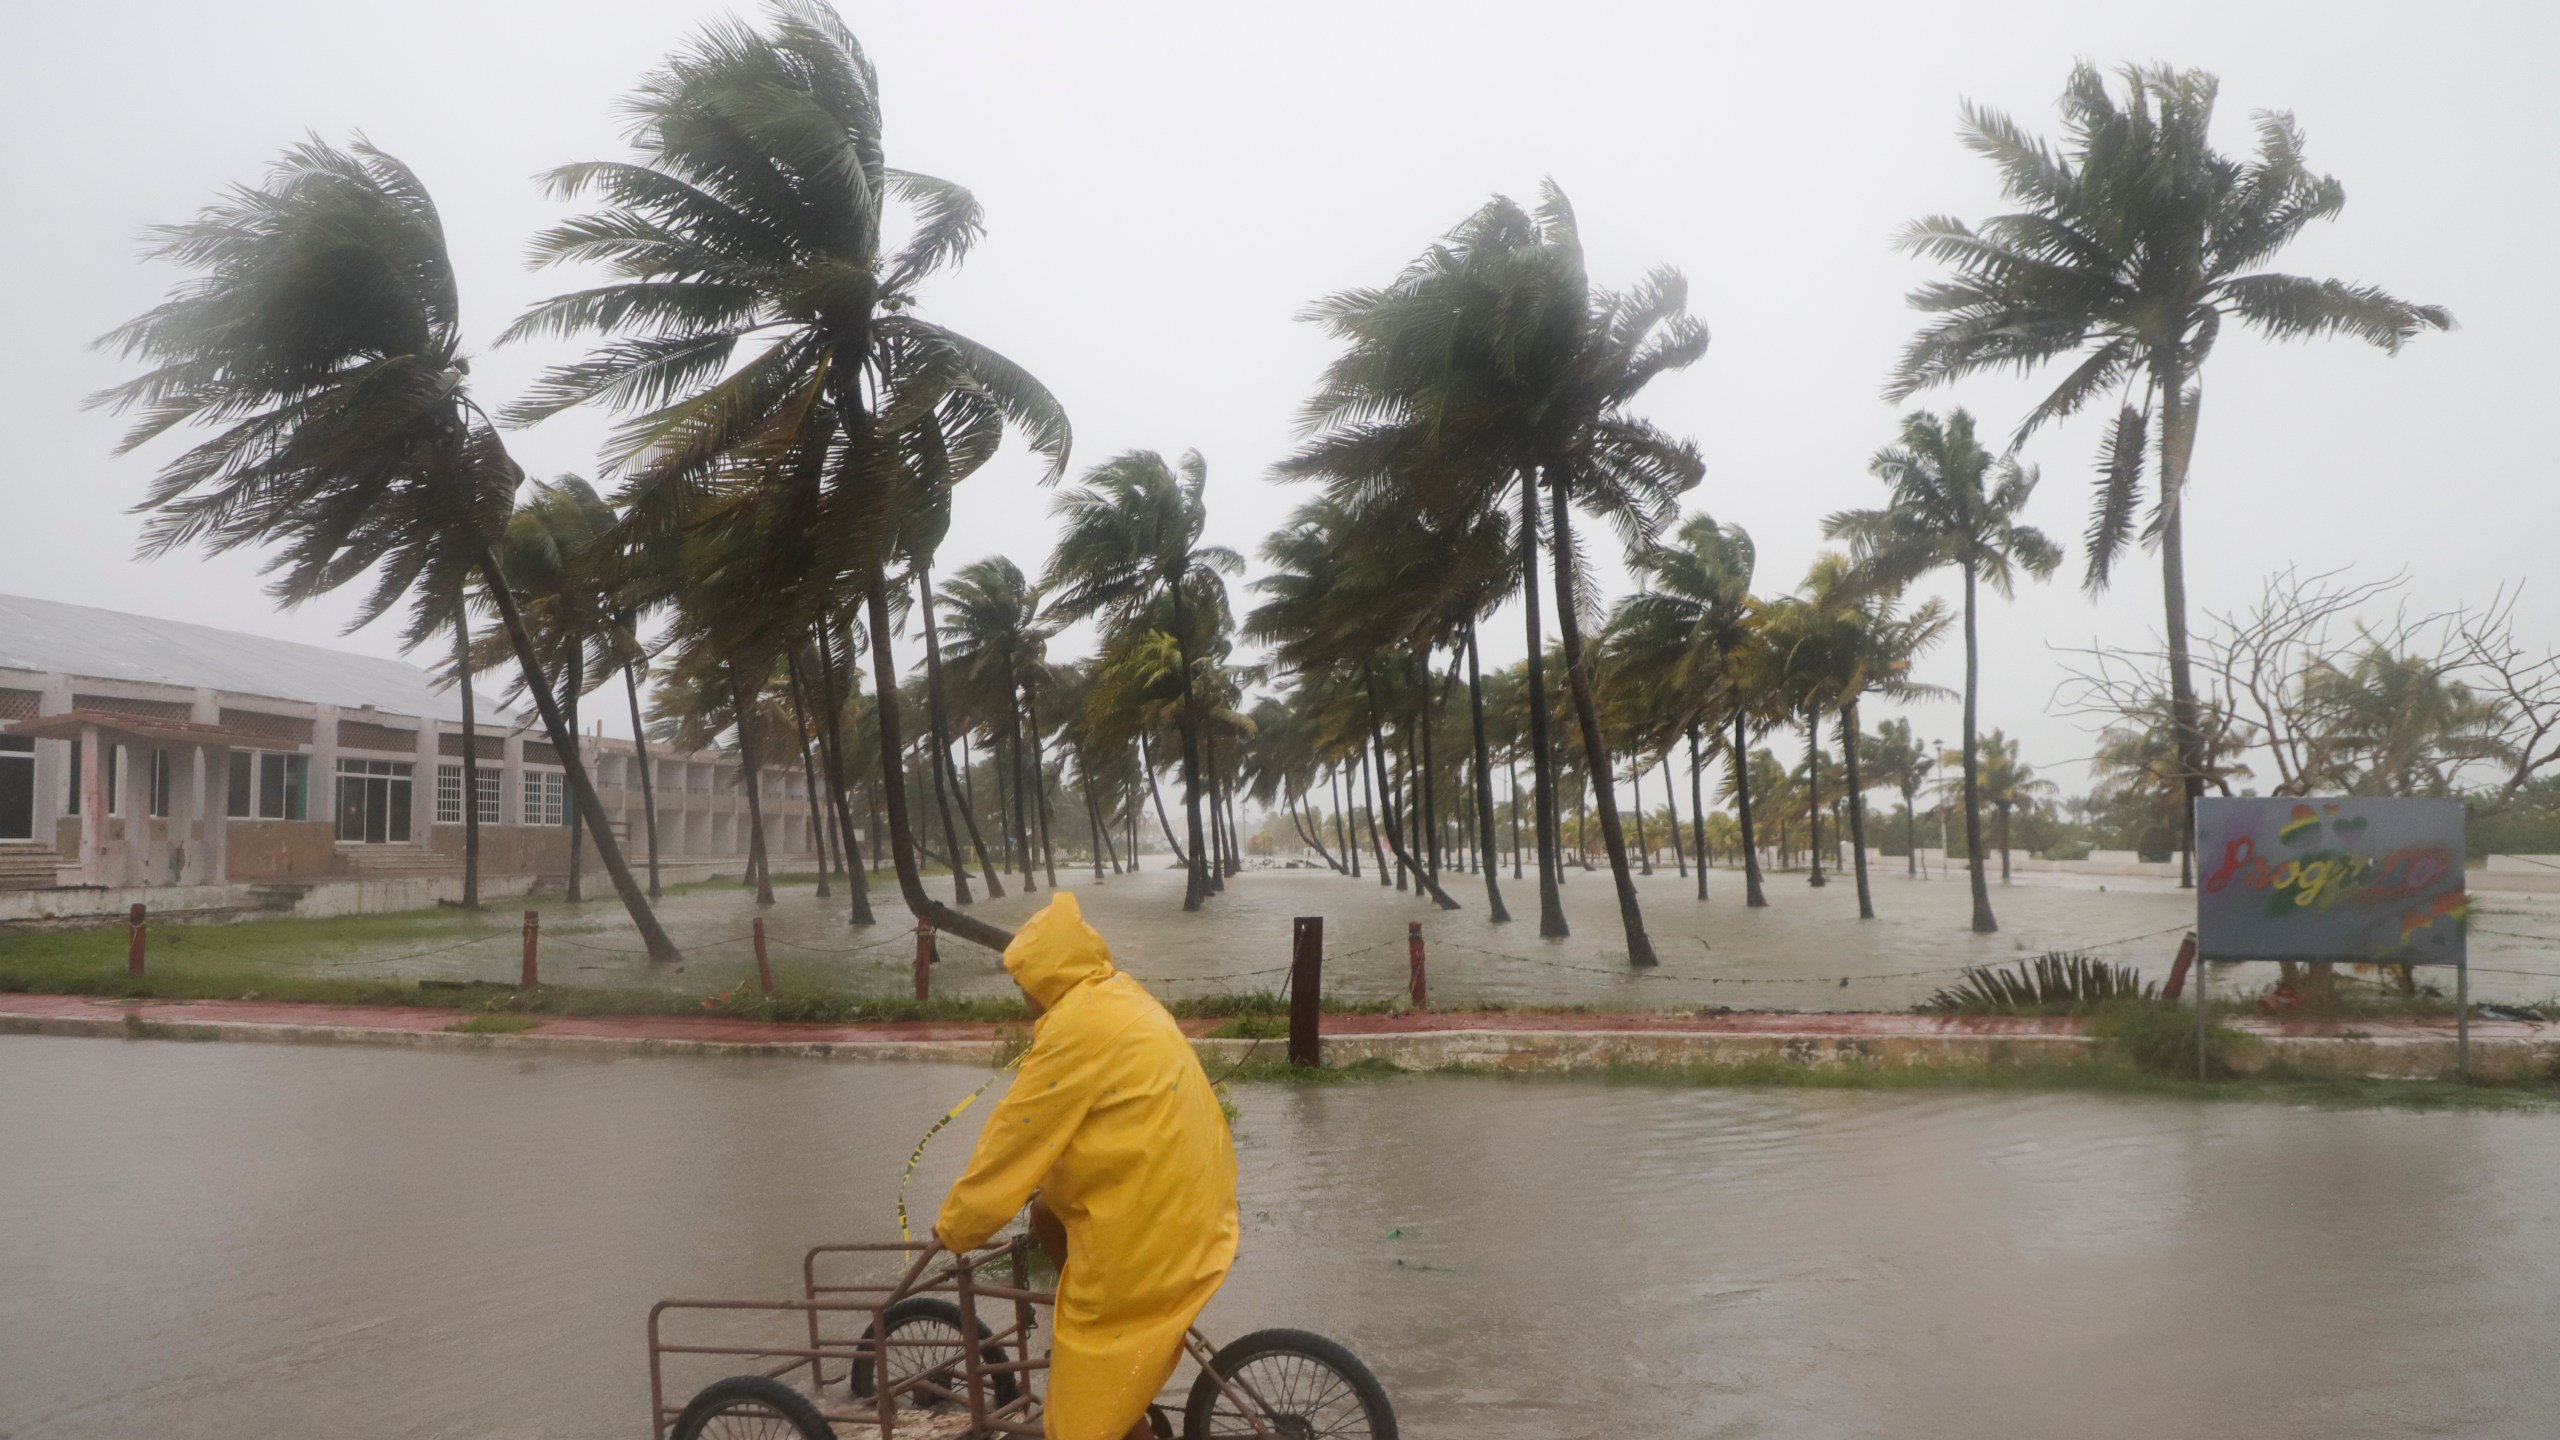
xmin=1043 ymin=450 xmax=1240 ymax=912
xmin=91 ymin=138 xmax=681 ymax=960
xmin=1826 ymin=409 xmax=2059 ymax=934
xmin=1892 ymin=63 xmax=2450 ymax=878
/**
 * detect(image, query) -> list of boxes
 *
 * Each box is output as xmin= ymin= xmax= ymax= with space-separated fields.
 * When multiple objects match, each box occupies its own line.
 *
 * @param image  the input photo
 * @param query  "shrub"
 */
xmin=2087 ymin=997 xmax=2247 ymax=1078
xmin=1920 ymin=952 xmax=2156 ymax=1015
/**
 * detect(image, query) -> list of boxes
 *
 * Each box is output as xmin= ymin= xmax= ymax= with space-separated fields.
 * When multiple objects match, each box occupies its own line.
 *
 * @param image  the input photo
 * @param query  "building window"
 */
xmin=149 ymin=749 xmax=173 ymax=818
xmin=226 ymin=752 xmax=309 ymax=820
xmin=435 ymin=764 xmax=501 ymax=825
xmin=0 ymin=737 xmax=31 ymax=842
xmin=523 ymin=769 xmax=567 ymax=827
xmin=335 ymin=758 xmax=413 ymax=844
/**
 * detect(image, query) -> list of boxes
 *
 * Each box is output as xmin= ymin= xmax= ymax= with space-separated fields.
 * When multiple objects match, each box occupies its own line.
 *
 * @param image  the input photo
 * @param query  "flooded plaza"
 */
xmin=7 ymin=1034 xmax=2560 ymax=1438
xmin=181 ymin=861 xmax=2560 ymax=1012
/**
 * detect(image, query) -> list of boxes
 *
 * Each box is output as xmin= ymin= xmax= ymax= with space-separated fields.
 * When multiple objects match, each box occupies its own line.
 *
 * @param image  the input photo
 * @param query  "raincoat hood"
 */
xmin=1003 ymin=892 xmax=1117 ymax=1010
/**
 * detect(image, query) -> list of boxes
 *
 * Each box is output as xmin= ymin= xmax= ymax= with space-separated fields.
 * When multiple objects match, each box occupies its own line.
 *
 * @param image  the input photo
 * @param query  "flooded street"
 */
xmin=240 ymin=864 xmax=2560 ymax=1010
xmin=7 ymin=1036 xmax=2560 ymax=1438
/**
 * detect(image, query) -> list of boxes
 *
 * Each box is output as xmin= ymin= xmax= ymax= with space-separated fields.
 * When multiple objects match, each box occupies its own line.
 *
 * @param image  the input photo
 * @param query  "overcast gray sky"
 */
xmin=5 ymin=0 xmax=2552 ymax=791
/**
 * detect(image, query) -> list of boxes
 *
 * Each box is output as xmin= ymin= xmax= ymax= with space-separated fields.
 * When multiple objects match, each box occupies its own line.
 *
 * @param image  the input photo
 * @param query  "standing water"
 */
xmin=4 ymin=1036 xmax=2557 ymax=1437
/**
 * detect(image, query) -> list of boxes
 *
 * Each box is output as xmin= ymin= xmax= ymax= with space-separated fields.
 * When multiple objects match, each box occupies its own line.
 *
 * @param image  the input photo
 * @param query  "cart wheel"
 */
xmin=672 ymin=1375 xmax=836 ymax=1440
xmin=848 ymin=1297 xmax=1019 ymax=1410
xmin=1183 ymin=1329 xmax=1396 ymax=1440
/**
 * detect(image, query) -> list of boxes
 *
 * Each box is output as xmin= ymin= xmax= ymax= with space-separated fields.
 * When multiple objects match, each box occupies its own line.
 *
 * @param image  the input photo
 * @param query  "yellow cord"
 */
xmin=896 ymin=1052 xmax=1026 ymax=1243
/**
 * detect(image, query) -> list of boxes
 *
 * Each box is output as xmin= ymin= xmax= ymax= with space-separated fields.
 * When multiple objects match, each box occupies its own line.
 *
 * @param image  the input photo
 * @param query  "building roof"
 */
xmin=0 ymin=593 xmax=515 ymax=725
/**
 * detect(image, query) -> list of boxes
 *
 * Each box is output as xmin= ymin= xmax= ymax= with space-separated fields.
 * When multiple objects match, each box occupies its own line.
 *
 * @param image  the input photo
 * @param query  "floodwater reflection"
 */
xmin=4 ymin=1036 xmax=2556 ymax=1438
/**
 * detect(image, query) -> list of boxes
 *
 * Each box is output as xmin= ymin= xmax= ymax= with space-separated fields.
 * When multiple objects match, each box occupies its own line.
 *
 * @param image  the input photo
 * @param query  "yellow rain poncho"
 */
xmin=936 ymin=894 xmax=1239 ymax=1440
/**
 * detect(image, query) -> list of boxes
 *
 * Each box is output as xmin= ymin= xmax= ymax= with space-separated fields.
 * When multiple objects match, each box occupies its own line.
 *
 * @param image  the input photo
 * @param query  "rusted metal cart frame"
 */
xmin=647 ymin=1238 xmax=1292 ymax=1439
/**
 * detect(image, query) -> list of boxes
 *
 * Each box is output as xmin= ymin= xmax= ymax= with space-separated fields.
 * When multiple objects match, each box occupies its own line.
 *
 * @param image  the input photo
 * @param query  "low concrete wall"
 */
xmin=426 ymin=823 xmax=570 ymax=876
xmin=228 ymin=821 xmax=340 ymax=881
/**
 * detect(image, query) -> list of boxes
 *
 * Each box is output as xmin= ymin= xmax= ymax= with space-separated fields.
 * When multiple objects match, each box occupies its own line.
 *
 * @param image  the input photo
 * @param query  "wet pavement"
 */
xmin=7 ymin=1036 xmax=2560 ymax=1438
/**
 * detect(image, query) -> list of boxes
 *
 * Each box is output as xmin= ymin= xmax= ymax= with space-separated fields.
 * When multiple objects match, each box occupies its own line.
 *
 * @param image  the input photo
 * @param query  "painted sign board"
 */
xmin=2194 ymin=797 xmax=2467 ymax=965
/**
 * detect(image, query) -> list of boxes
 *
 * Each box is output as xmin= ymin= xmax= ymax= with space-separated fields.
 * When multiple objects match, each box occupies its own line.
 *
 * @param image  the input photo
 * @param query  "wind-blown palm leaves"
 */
xmin=1891 ymin=62 xmax=2450 ymax=879
xmin=1826 ymin=409 xmax=2060 ymax=934
xmin=90 ymin=138 xmax=683 ymax=961
xmin=1610 ymin=514 xmax=1764 ymax=906
xmin=1283 ymin=185 xmax=1704 ymax=964
xmin=505 ymin=1 xmax=1067 ymax=952
xmin=1043 ymin=450 xmax=1240 ymax=912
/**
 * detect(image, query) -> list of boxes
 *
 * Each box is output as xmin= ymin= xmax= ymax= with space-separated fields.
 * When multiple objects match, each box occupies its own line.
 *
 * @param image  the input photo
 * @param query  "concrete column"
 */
xmin=502 ymin=727 xmax=527 ymax=827
xmin=412 ymin=714 xmax=437 ymax=843
xmin=77 ymin=723 xmax=104 ymax=884
xmin=313 ymin=705 xmax=340 ymax=838
xmin=206 ymin=745 xmax=230 ymax=884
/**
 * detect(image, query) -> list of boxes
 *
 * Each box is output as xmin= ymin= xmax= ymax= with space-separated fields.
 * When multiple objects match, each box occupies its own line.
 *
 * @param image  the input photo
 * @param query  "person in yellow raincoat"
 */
xmin=936 ymin=893 xmax=1239 ymax=1440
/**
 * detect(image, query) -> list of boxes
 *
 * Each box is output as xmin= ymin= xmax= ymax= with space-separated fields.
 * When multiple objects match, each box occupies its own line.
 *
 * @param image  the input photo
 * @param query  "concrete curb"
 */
xmin=9 ymin=1007 xmax=2554 ymax=1080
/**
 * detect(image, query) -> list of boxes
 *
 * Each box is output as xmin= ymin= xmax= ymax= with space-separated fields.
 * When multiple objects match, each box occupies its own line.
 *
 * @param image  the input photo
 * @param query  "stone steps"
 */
xmin=0 ymin=848 xmax=64 ymax=892
xmin=332 ymin=844 xmax=460 ymax=880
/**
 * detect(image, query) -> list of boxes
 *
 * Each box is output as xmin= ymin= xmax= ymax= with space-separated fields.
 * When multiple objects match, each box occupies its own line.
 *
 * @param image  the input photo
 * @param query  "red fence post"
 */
xmin=521 ymin=910 xmax=540 ymax=988
xmin=2160 ymin=933 xmax=2198 ymax=1003
xmin=1289 ymin=917 xmax=1323 ymax=1068
xmin=127 ymin=903 xmax=146 ymax=976
xmin=915 ymin=923 xmax=935 ymax=1003
xmin=753 ymin=916 xmax=774 ymax=997
xmin=1408 ymin=921 xmax=1426 ymax=1011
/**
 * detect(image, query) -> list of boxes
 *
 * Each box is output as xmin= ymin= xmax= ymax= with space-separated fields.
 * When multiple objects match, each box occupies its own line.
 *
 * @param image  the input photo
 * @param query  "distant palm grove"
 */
xmin=100 ymin=2 xmax=2560 ymax=968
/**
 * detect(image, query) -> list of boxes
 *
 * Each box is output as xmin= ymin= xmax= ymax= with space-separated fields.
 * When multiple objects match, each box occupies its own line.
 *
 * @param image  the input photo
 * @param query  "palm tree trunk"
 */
xmin=993 ymin=728 xmax=1017 ymax=875
xmin=1632 ymin=761 xmax=1652 ymax=875
xmin=1204 ymin=730 xmax=1228 ymax=892
xmin=1076 ymin=746 xmax=1107 ymax=880
xmin=1843 ymin=700 xmax=1874 ymax=920
xmin=952 ymin=732 xmax=1004 ymax=896
xmin=807 ymin=622 xmax=876 ymax=924
xmin=1905 ymin=780 xmax=1919 ymax=877
xmin=1516 ymin=472 xmax=1569 ymax=936
xmin=1961 ymin=566 xmax=1997 ymax=934
xmin=563 ymin=674 xmax=585 ymax=902
xmin=1546 ymin=479 xmax=1652 ymax=966
xmin=1663 ymin=748 xmax=1687 ymax=878
xmin=1688 ymin=725 xmax=1710 ymax=902
xmin=1168 ymin=588 xmax=1212 ymax=911
xmin=1139 ymin=732 xmax=1187 ymax=867
xmin=473 ymin=548 xmax=678 ymax=962
xmin=1003 ymin=690 xmax=1036 ymax=894
xmin=1361 ymin=739 xmax=1391 ymax=886
xmin=860 ymin=578 xmax=1015 ymax=954
xmin=1389 ymin=727 xmax=1411 ymax=892
xmin=455 ymin=612 xmax=480 ymax=911
xmin=909 ymin=572 xmax=977 ymax=906
xmin=784 ymin=657 xmax=831 ymax=899
xmin=1027 ymin=694 xmax=1059 ymax=889
xmin=2000 ymin=802 xmax=2013 ymax=883
xmin=1805 ymin=719 xmax=1827 ymax=888
xmin=1734 ymin=709 xmax=1767 ymax=908
xmin=1416 ymin=651 xmax=1442 ymax=886
xmin=1362 ymin=686 xmax=1460 ymax=909
xmin=1331 ymin=765 xmax=1357 ymax=877
xmin=728 ymin=662 xmax=775 ymax=906
xmin=2158 ymin=363 xmax=2206 ymax=891
xmin=1295 ymin=791 xmax=1346 ymax=873
xmin=624 ymin=659 xmax=663 ymax=900
xmin=1464 ymin=623 xmax=1512 ymax=922
xmin=1508 ymin=752 xmax=1522 ymax=880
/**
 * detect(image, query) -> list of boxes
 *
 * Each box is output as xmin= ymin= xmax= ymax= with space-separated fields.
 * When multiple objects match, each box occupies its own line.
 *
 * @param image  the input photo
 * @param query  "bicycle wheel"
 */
xmin=1183 ymin=1328 xmax=1396 ymax=1440
xmin=672 ymin=1375 xmax=836 ymax=1440
xmin=847 ymin=1296 xmax=1019 ymax=1410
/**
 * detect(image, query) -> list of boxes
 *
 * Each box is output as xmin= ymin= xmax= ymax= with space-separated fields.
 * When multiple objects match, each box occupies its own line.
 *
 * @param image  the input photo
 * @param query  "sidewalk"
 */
xmin=4 ymin=992 xmax=2551 ymax=1078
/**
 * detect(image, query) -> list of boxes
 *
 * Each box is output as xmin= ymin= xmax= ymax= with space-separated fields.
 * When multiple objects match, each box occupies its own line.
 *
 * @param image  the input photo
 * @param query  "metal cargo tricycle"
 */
xmin=648 ymin=1237 xmax=1396 ymax=1439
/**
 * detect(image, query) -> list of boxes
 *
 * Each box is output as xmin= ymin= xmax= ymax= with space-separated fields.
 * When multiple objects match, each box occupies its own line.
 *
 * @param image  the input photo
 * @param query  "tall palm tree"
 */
xmin=1043 ymin=450 xmax=1240 ymax=912
xmin=507 ymin=3 xmax=1068 ymax=953
xmin=2308 ymin=645 xmax=2508 ymax=797
xmin=1890 ymin=63 xmax=2450 ymax=878
xmin=1610 ymin=513 xmax=1764 ymax=905
xmin=941 ymin=557 xmax=1052 ymax=892
xmin=1825 ymin=409 xmax=2060 ymax=933
xmin=1285 ymin=187 xmax=1704 ymax=963
xmin=92 ymin=138 xmax=682 ymax=960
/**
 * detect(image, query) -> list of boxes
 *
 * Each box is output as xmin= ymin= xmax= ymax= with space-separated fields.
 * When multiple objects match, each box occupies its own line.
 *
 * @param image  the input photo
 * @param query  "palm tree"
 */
xmin=1825 ymin=409 xmax=2060 ymax=933
xmin=1285 ymin=187 xmax=1704 ymax=964
xmin=1789 ymin=554 xmax=1952 ymax=918
xmin=2309 ymin=645 xmax=2509 ymax=797
xmin=1864 ymin=718 xmax=1934 ymax=876
xmin=1973 ymin=730 xmax=2058 ymax=882
xmin=941 ymin=557 xmax=1052 ymax=893
xmin=92 ymin=138 xmax=683 ymax=960
xmin=507 ymin=3 xmax=1068 ymax=953
xmin=1043 ymin=451 xmax=1240 ymax=912
xmin=1890 ymin=63 xmax=2451 ymax=879
xmin=1611 ymin=514 xmax=1764 ymax=905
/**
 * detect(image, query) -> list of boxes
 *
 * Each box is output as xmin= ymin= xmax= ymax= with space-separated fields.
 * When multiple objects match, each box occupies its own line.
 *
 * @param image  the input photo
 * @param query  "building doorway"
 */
xmin=0 ymin=737 xmax=31 ymax=842
xmin=335 ymin=759 xmax=413 ymax=844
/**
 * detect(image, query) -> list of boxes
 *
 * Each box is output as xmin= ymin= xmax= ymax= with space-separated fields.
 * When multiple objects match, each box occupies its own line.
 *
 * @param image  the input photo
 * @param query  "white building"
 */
xmin=0 ymin=593 xmax=817 ymax=904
